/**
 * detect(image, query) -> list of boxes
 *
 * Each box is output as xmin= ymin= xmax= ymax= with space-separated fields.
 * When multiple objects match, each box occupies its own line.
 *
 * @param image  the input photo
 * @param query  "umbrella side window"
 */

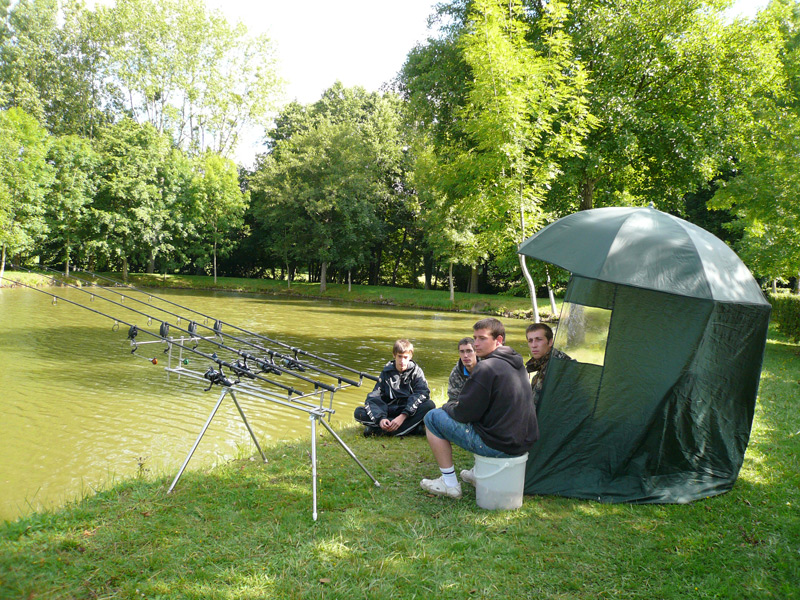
xmin=554 ymin=303 xmax=611 ymax=366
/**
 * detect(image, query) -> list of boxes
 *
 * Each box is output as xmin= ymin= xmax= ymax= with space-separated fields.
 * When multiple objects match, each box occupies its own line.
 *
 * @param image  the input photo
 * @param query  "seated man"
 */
xmin=525 ymin=323 xmax=571 ymax=410
xmin=446 ymin=337 xmax=478 ymax=402
xmin=354 ymin=339 xmax=434 ymax=436
xmin=420 ymin=318 xmax=539 ymax=498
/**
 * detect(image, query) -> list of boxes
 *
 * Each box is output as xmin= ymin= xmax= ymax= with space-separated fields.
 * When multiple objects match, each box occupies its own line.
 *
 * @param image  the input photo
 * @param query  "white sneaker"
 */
xmin=420 ymin=476 xmax=462 ymax=498
xmin=460 ymin=468 xmax=476 ymax=487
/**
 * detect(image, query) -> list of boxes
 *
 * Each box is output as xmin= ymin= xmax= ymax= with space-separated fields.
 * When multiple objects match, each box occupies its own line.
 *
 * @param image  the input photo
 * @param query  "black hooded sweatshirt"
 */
xmin=443 ymin=345 xmax=539 ymax=455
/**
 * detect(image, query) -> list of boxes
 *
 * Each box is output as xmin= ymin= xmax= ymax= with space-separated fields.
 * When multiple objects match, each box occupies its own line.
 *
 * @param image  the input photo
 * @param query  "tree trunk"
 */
xmin=348 ymin=269 xmax=352 ymax=292
xmin=519 ymin=254 xmax=540 ymax=322
xmin=0 ymin=243 xmax=6 ymax=284
xmin=468 ymin=265 xmax=479 ymax=294
xmin=286 ymin=260 xmax=291 ymax=289
xmin=579 ymin=177 xmax=596 ymax=211
xmin=213 ymin=239 xmax=218 ymax=284
xmin=369 ymin=246 xmax=382 ymax=286
xmin=147 ymin=248 xmax=156 ymax=274
xmin=320 ymin=261 xmax=328 ymax=292
xmin=772 ymin=279 xmax=777 ymax=294
xmin=546 ymin=267 xmax=558 ymax=316
xmin=122 ymin=256 xmax=129 ymax=283
xmin=391 ymin=229 xmax=408 ymax=286
xmin=423 ymin=251 xmax=433 ymax=290
xmin=449 ymin=262 xmax=455 ymax=303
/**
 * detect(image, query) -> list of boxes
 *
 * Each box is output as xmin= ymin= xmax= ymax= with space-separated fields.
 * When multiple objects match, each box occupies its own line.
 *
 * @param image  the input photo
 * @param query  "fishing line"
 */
xmin=66 ymin=266 xmax=378 ymax=381
xmin=36 ymin=265 xmax=365 ymax=387
xmin=4 ymin=274 xmax=310 ymax=396
xmin=11 ymin=265 xmax=338 ymax=393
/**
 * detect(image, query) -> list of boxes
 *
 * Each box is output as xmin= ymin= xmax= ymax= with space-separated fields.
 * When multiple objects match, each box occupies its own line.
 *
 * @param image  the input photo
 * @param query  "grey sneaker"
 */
xmin=420 ymin=476 xmax=462 ymax=498
xmin=460 ymin=468 xmax=476 ymax=487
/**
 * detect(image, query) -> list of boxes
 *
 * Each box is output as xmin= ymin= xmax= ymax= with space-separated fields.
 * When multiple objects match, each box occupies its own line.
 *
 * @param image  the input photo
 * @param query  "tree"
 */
xmin=401 ymin=0 xmax=593 ymax=307
xmin=0 ymin=107 xmax=53 ymax=281
xmin=91 ymin=118 xmax=171 ymax=280
xmin=550 ymin=0 xmax=785 ymax=213
xmin=710 ymin=0 xmax=800 ymax=286
xmin=192 ymin=152 xmax=249 ymax=283
xmin=456 ymin=0 xmax=593 ymax=314
xmin=42 ymin=134 xmax=100 ymax=274
xmin=0 ymin=0 xmax=111 ymax=136
xmin=98 ymin=0 xmax=282 ymax=157
xmin=251 ymin=84 xmax=411 ymax=290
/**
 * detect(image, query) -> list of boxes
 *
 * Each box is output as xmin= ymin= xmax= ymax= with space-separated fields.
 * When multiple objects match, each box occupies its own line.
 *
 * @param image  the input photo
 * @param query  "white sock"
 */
xmin=440 ymin=466 xmax=458 ymax=487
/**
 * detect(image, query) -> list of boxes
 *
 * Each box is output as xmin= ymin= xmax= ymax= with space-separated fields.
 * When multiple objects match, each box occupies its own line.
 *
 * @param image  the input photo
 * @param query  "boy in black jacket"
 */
xmin=354 ymin=339 xmax=434 ymax=436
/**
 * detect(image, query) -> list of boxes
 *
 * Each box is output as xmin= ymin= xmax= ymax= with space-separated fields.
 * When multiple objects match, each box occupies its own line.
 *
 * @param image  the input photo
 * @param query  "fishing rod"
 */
xmin=4 ymin=274 xmax=322 ymax=397
xmin=10 ymin=266 xmax=339 ymax=394
xmin=5 ymin=267 xmax=382 ymax=521
xmin=31 ymin=266 xmax=359 ymax=390
xmin=64 ymin=266 xmax=379 ymax=382
xmin=34 ymin=265 xmax=366 ymax=388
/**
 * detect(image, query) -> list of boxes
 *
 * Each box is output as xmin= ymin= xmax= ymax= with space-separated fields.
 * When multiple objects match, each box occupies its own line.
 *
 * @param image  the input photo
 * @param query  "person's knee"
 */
xmin=354 ymin=405 xmax=370 ymax=423
xmin=423 ymin=407 xmax=449 ymax=437
xmin=417 ymin=399 xmax=435 ymax=417
xmin=423 ymin=407 xmax=439 ymax=427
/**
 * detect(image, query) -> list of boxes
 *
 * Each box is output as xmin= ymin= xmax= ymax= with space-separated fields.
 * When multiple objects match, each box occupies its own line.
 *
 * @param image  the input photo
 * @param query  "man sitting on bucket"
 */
xmin=420 ymin=318 xmax=539 ymax=498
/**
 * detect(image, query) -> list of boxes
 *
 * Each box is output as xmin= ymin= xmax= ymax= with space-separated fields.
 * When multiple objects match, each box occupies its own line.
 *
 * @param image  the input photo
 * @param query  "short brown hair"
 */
xmin=457 ymin=337 xmax=475 ymax=349
xmin=473 ymin=318 xmax=505 ymax=342
xmin=393 ymin=339 xmax=414 ymax=355
xmin=526 ymin=322 xmax=553 ymax=341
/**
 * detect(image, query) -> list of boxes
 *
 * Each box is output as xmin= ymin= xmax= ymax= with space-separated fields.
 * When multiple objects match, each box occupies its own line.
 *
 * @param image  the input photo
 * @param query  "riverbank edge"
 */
xmin=0 ymin=270 xmax=560 ymax=321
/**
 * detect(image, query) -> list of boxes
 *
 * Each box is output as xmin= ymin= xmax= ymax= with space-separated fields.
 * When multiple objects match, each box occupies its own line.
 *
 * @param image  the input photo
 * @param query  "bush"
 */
xmin=768 ymin=292 xmax=800 ymax=341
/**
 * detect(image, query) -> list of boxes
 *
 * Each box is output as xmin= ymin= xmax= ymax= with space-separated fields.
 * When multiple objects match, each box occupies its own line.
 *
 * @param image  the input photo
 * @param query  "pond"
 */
xmin=0 ymin=285 xmax=533 ymax=522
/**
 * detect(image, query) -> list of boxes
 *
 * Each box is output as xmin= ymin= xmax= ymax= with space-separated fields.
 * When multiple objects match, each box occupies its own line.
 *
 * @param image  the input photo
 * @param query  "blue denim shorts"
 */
xmin=424 ymin=408 xmax=512 ymax=458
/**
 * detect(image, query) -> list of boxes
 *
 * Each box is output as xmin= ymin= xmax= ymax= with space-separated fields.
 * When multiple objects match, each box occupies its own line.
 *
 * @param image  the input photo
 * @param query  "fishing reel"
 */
xmin=230 ymin=358 xmax=256 ymax=380
xmin=282 ymin=356 xmax=306 ymax=372
xmin=259 ymin=356 xmax=283 ymax=376
xmin=203 ymin=367 xmax=234 ymax=391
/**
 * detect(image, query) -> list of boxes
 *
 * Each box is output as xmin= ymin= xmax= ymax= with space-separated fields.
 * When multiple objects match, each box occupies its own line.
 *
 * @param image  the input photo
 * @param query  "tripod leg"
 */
xmin=317 ymin=417 xmax=380 ymax=487
xmin=310 ymin=415 xmax=318 ymax=521
xmin=230 ymin=391 xmax=267 ymax=463
xmin=168 ymin=387 xmax=228 ymax=494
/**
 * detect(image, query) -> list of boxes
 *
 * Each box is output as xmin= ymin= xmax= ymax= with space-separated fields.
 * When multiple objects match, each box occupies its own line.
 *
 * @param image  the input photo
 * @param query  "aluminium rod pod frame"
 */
xmin=164 ymin=366 xmax=380 ymax=522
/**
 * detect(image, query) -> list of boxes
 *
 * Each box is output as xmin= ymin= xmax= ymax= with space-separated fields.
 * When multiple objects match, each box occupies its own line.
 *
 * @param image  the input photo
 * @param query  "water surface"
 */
xmin=0 ymin=286 xmax=531 ymax=521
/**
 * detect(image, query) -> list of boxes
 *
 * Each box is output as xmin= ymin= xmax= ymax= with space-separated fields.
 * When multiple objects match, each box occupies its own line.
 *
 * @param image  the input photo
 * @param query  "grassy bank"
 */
xmin=1 ymin=326 xmax=798 ymax=599
xmin=0 ymin=270 xmax=560 ymax=320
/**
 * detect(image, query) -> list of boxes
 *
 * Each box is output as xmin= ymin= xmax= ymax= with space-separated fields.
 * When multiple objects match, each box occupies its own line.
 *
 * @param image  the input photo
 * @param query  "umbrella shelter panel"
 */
xmin=519 ymin=207 xmax=771 ymax=504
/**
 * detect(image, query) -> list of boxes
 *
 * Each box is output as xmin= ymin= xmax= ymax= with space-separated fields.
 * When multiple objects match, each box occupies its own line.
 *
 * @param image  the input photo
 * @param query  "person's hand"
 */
xmin=383 ymin=413 xmax=407 ymax=432
xmin=379 ymin=418 xmax=392 ymax=431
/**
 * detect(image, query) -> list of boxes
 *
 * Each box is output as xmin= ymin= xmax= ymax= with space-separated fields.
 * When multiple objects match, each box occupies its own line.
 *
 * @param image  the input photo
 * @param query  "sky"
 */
xmin=210 ymin=0 xmax=771 ymax=166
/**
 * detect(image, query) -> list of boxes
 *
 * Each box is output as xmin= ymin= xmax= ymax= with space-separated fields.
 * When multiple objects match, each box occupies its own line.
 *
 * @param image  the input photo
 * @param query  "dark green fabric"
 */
xmin=518 ymin=207 xmax=769 ymax=305
xmin=524 ymin=277 xmax=770 ymax=503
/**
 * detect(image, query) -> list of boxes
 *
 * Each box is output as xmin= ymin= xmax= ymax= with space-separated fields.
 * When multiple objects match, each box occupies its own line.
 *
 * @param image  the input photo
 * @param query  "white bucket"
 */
xmin=473 ymin=452 xmax=528 ymax=510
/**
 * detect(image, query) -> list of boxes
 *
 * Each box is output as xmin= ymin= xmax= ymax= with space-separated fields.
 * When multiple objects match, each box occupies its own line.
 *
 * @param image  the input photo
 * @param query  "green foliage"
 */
xmin=90 ymin=118 xmax=171 ymax=275
xmin=192 ymin=152 xmax=249 ymax=280
xmin=709 ymin=0 xmax=800 ymax=282
xmin=96 ymin=0 xmax=282 ymax=156
xmin=0 ymin=0 xmax=112 ymax=136
xmin=546 ymin=0 xmax=786 ymax=213
xmin=41 ymin=134 xmax=100 ymax=270
xmin=0 ymin=107 xmax=53 ymax=262
xmin=768 ymin=292 xmax=800 ymax=341
xmin=250 ymin=83 xmax=413 ymax=288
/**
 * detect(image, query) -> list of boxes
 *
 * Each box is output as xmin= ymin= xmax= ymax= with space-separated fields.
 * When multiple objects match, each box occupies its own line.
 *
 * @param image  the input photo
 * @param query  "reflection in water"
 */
xmin=0 ymin=287 xmax=532 ymax=521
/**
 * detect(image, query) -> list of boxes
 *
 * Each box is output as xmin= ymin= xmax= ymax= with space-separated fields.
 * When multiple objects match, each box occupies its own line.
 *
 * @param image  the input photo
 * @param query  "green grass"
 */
xmin=1 ymin=326 xmax=798 ymax=599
